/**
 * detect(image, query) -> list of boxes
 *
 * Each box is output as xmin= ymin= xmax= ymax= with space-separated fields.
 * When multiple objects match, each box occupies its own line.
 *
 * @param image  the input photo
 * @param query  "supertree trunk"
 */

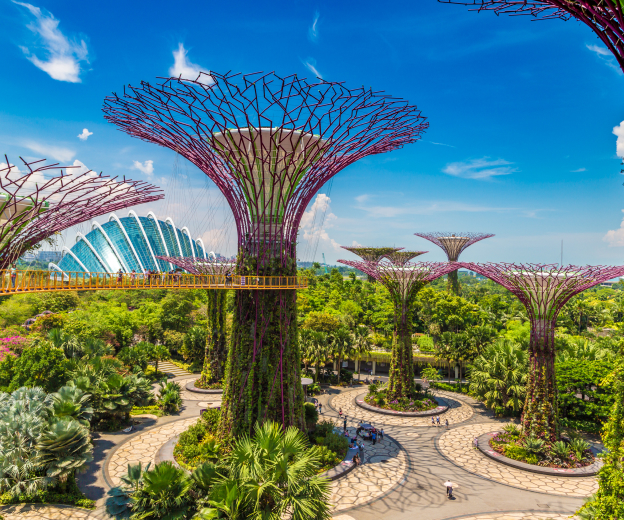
xmin=447 ymin=269 xmax=461 ymax=295
xmin=387 ymin=300 xmax=415 ymax=399
xmin=521 ymin=318 xmax=558 ymax=443
xmin=198 ymin=289 xmax=227 ymax=387
xmin=219 ymin=255 xmax=304 ymax=437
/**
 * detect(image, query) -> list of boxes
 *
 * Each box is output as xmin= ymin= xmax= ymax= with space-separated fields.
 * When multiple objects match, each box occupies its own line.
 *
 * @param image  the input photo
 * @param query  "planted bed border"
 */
xmin=476 ymin=432 xmax=603 ymax=477
xmin=354 ymin=393 xmax=449 ymax=417
xmin=185 ymin=379 xmax=223 ymax=395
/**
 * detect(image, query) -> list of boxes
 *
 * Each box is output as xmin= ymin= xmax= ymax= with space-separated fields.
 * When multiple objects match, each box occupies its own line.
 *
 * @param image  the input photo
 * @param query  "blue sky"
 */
xmin=2 ymin=0 xmax=624 ymax=266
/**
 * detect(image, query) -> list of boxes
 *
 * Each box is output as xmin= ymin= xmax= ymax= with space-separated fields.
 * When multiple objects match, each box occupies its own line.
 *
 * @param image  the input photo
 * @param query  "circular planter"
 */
xmin=185 ymin=380 xmax=223 ymax=394
xmin=476 ymin=432 xmax=603 ymax=477
xmin=354 ymin=393 xmax=448 ymax=417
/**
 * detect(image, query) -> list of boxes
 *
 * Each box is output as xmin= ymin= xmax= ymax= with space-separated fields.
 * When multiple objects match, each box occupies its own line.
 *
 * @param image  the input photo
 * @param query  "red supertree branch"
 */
xmin=0 ymin=156 xmax=163 ymax=270
xmin=414 ymin=232 xmax=494 ymax=262
xmin=103 ymin=72 xmax=428 ymax=269
xmin=155 ymin=255 xmax=234 ymax=276
xmin=441 ymin=1 xmax=624 ymax=72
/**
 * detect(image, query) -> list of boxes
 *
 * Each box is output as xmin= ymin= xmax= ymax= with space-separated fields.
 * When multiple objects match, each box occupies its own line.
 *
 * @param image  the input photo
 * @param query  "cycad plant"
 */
xmin=552 ymin=441 xmax=569 ymax=461
xmin=36 ymin=416 xmax=93 ymax=491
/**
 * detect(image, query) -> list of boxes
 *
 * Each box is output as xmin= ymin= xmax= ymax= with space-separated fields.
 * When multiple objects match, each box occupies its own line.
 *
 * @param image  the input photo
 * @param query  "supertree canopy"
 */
xmin=0 ymin=156 xmax=163 ymax=270
xmin=103 ymin=71 xmax=428 ymax=436
xmin=461 ymin=262 xmax=624 ymax=442
xmin=339 ymin=251 xmax=458 ymax=398
xmin=441 ymin=1 xmax=624 ymax=73
xmin=157 ymin=255 xmax=233 ymax=388
xmin=341 ymin=246 xmax=403 ymax=282
xmin=414 ymin=232 xmax=493 ymax=295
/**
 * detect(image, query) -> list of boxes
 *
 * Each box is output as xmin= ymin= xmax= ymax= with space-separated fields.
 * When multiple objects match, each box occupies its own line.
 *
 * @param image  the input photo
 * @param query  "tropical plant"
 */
xmin=569 ymin=438 xmax=590 ymax=461
xmin=551 ymin=441 xmax=570 ymax=460
xmin=523 ymin=436 xmax=545 ymax=455
xmin=331 ymin=327 xmax=354 ymax=384
xmin=48 ymin=328 xmax=83 ymax=360
xmin=36 ymin=416 xmax=93 ymax=490
xmin=502 ymin=424 xmax=521 ymax=437
xmin=51 ymin=385 xmax=93 ymax=427
xmin=470 ymin=339 xmax=528 ymax=413
xmin=106 ymin=463 xmax=150 ymax=519
xmin=420 ymin=365 xmax=442 ymax=382
xmin=353 ymin=325 xmax=372 ymax=381
xmin=147 ymin=343 xmax=170 ymax=375
xmin=157 ymin=381 xmax=182 ymax=414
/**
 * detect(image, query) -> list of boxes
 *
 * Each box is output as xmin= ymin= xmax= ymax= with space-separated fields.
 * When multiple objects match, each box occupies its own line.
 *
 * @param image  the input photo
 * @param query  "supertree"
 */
xmin=460 ymin=262 xmax=624 ymax=442
xmin=156 ymin=255 xmax=234 ymax=387
xmin=341 ymin=246 xmax=403 ymax=283
xmin=441 ymin=1 xmax=624 ymax=73
xmin=103 ymin=71 xmax=428 ymax=436
xmin=339 ymin=251 xmax=459 ymax=398
xmin=0 ymin=156 xmax=163 ymax=269
xmin=414 ymin=232 xmax=493 ymax=295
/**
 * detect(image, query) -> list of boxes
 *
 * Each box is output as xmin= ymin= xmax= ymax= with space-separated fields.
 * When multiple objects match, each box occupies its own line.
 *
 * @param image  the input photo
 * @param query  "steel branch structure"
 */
xmin=461 ymin=261 xmax=624 ymax=441
xmin=103 ymin=71 xmax=428 ymax=436
xmin=442 ymin=1 xmax=624 ymax=72
xmin=155 ymin=255 xmax=235 ymax=276
xmin=340 ymin=253 xmax=458 ymax=398
xmin=414 ymin=232 xmax=493 ymax=295
xmin=0 ymin=157 xmax=163 ymax=270
xmin=341 ymin=246 xmax=404 ymax=282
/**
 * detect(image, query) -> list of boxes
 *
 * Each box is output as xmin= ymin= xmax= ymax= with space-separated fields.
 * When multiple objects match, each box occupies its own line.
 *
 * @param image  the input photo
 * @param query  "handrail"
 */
xmin=0 ymin=270 xmax=308 ymax=294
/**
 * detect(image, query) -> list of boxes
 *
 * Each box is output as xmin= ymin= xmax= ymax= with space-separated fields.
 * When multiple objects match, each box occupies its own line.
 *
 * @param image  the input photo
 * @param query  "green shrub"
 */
xmin=313 ymin=445 xmax=341 ymax=472
xmin=304 ymin=402 xmax=318 ymax=426
xmin=0 ymin=343 xmax=71 ymax=393
xmin=315 ymin=420 xmax=336 ymax=438
xmin=200 ymin=408 xmax=220 ymax=434
xmin=503 ymin=443 xmax=530 ymax=461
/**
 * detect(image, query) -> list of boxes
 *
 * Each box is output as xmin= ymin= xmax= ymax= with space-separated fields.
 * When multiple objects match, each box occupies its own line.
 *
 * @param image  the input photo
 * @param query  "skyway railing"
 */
xmin=0 ymin=270 xmax=308 ymax=294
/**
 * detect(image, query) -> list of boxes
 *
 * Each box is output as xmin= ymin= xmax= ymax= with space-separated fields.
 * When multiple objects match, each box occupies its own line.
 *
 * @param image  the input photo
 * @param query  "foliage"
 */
xmin=365 ymin=385 xmax=437 ymax=413
xmin=180 ymin=325 xmax=207 ymax=363
xmin=0 ymin=343 xmax=71 ymax=393
xmin=0 ymin=476 xmax=95 ymax=509
xmin=157 ymin=381 xmax=182 ymax=414
xmin=420 ymin=365 xmax=442 ymax=381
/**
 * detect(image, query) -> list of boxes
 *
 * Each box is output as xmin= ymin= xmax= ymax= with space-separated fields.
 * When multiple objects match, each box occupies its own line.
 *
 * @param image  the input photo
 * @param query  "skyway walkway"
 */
xmin=1 ymin=270 xmax=307 ymax=294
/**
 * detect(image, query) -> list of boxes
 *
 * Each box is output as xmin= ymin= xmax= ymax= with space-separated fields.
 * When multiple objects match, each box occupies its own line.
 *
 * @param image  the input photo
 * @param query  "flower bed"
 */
xmin=488 ymin=424 xmax=596 ymax=469
xmin=364 ymin=383 xmax=438 ymax=413
xmin=173 ymin=409 xmax=222 ymax=470
xmin=310 ymin=420 xmax=349 ymax=473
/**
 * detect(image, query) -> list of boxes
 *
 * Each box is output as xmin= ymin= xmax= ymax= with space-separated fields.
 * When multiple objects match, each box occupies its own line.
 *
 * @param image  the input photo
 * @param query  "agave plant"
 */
xmin=36 ymin=416 xmax=93 ymax=490
xmin=551 ymin=441 xmax=570 ymax=460
xmin=570 ymin=438 xmax=590 ymax=461
xmin=130 ymin=461 xmax=193 ymax=520
xmin=51 ymin=385 xmax=93 ymax=427
xmin=523 ymin=436 xmax=545 ymax=455
xmin=502 ymin=424 xmax=521 ymax=437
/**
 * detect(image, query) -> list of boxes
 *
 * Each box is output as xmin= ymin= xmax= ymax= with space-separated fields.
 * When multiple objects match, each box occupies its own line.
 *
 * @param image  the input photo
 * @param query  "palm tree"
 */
xmin=307 ymin=331 xmax=330 ymax=383
xmin=197 ymin=422 xmax=331 ymax=520
xmin=353 ymin=325 xmax=372 ymax=381
xmin=470 ymin=339 xmax=528 ymax=413
xmin=331 ymin=327 xmax=354 ymax=384
xmin=36 ymin=416 xmax=93 ymax=491
xmin=299 ymin=329 xmax=314 ymax=374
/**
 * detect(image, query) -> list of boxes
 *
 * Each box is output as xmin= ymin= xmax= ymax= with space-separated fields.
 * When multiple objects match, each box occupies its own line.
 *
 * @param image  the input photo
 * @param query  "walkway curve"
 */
xmin=330 ymin=389 xmax=473 ymax=427
xmin=439 ymin=512 xmax=578 ymax=520
xmin=436 ymin=423 xmax=598 ymax=497
xmin=0 ymin=504 xmax=95 ymax=520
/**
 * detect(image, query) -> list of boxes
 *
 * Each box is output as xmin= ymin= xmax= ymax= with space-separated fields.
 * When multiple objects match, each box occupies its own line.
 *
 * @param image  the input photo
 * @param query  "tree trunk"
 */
xmin=219 ymin=257 xmax=304 ymax=438
xmin=198 ymin=289 xmax=227 ymax=387
xmin=387 ymin=301 xmax=414 ymax=399
xmin=521 ymin=318 xmax=558 ymax=443
xmin=447 ymin=269 xmax=461 ymax=295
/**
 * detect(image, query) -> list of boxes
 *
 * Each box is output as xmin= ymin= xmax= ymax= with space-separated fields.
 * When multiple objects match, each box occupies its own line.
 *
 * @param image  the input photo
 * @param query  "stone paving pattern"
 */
xmin=328 ymin=427 xmax=408 ymax=512
xmin=107 ymin=417 xmax=197 ymax=486
xmin=330 ymin=389 xmax=473 ymax=427
xmin=0 ymin=504 xmax=92 ymax=519
xmin=442 ymin=513 xmax=577 ymax=520
xmin=177 ymin=377 xmax=223 ymax=401
xmin=437 ymin=423 xmax=598 ymax=497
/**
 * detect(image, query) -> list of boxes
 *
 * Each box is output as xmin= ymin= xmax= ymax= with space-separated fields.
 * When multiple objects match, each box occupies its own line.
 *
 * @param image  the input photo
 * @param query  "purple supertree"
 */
xmin=340 ymin=251 xmax=459 ymax=398
xmin=103 ymin=71 xmax=428 ymax=436
xmin=414 ymin=232 xmax=494 ymax=295
xmin=441 ymin=1 xmax=624 ymax=73
xmin=461 ymin=262 xmax=624 ymax=441
xmin=0 ymin=156 xmax=163 ymax=270
xmin=157 ymin=255 xmax=234 ymax=388
xmin=341 ymin=246 xmax=403 ymax=282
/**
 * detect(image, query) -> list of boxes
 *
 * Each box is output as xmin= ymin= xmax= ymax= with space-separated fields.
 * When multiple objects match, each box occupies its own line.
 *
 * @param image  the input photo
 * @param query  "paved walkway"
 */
xmin=439 ymin=514 xmax=578 ymax=520
xmin=0 ymin=504 xmax=93 ymax=519
xmin=437 ymin=423 xmax=598 ymax=497
xmin=155 ymin=361 xmax=194 ymax=378
xmin=330 ymin=389 xmax=473 ymax=427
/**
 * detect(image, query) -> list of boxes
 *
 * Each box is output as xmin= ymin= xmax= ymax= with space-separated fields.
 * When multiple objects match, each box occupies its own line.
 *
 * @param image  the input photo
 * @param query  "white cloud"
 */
xmin=131 ymin=160 xmax=154 ymax=178
xmin=586 ymin=43 xmax=621 ymax=74
xmin=77 ymin=128 xmax=92 ymax=141
xmin=69 ymin=159 xmax=96 ymax=177
xmin=613 ymin=121 xmax=624 ymax=159
xmin=604 ymin=211 xmax=624 ymax=246
xmin=169 ymin=43 xmax=213 ymax=85
xmin=308 ymin=11 xmax=320 ymax=42
xmin=571 ymin=167 xmax=586 ymax=172
xmin=300 ymin=193 xmax=340 ymax=251
xmin=356 ymin=200 xmax=516 ymax=218
xmin=427 ymin=141 xmax=455 ymax=148
xmin=443 ymin=157 xmax=516 ymax=180
xmin=13 ymin=1 xmax=89 ymax=83
xmin=355 ymin=194 xmax=369 ymax=203
xmin=23 ymin=140 xmax=75 ymax=162
xmin=351 ymin=240 xmax=362 ymax=247
xmin=301 ymin=57 xmax=322 ymax=79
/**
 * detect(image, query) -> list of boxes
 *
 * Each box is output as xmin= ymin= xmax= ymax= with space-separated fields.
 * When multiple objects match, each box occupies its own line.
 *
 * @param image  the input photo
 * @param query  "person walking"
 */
xmin=130 ymin=269 xmax=136 ymax=287
xmin=318 ymin=402 xmax=322 ymax=414
xmin=436 ymin=415 xmax=441 ymax=427
xmin=357 ymin=439 xmax=364 ymax=456
xmin=431 ymin=416 xmax=435 ymax=427
xmin=117 ymin=269 xmax=124 ymax=286
xmin=372 ymin=431 xmax=377 ymax=445
xmin=445 ymin=418 xmax=449 ymax=430
xmin=343 ymin=417 xmax=347 ymax=431
xmin=380 ymin=428 xmax=384 ymax=440
xmin=339 ymin=408 xmax=343 ymax=419
xmin=10 ymin=265 xmax=16 ymax=289
xmin=444 ymin=480 xmax=456 ymax=499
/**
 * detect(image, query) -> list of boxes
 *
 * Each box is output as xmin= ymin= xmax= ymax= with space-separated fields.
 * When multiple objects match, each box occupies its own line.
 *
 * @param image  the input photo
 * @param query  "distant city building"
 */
xmin=36 ymin=251 xmax=64 ymax=263
xmin=52 ymin=211 xmax=208 ymax=274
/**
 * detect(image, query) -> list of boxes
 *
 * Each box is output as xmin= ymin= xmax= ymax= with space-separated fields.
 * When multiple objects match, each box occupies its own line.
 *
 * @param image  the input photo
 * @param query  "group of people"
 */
xmin=115 ymin=268 xmax=183 ymax=287
xmin=432 ymin=415 xmax=449 ymax=429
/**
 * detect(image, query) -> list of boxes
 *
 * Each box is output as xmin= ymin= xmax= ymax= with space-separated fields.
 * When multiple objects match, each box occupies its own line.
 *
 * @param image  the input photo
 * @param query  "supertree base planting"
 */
xmin=104 ymin=71 xmax=427 ymax=437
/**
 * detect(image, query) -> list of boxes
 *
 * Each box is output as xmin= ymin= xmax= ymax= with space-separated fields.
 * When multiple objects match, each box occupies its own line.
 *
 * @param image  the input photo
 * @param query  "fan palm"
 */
xmin=331 ymin=328 xmax=354 ymax=384
xmin=470 ymin=339 xmax=528 ymax=413
xmin=306 ymin=332 xmax=330 ymax=383
xmin=353 ymin=325 xmax=372 ymax=381
xmin=36 ymin=416 xmax=93 ymax=490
